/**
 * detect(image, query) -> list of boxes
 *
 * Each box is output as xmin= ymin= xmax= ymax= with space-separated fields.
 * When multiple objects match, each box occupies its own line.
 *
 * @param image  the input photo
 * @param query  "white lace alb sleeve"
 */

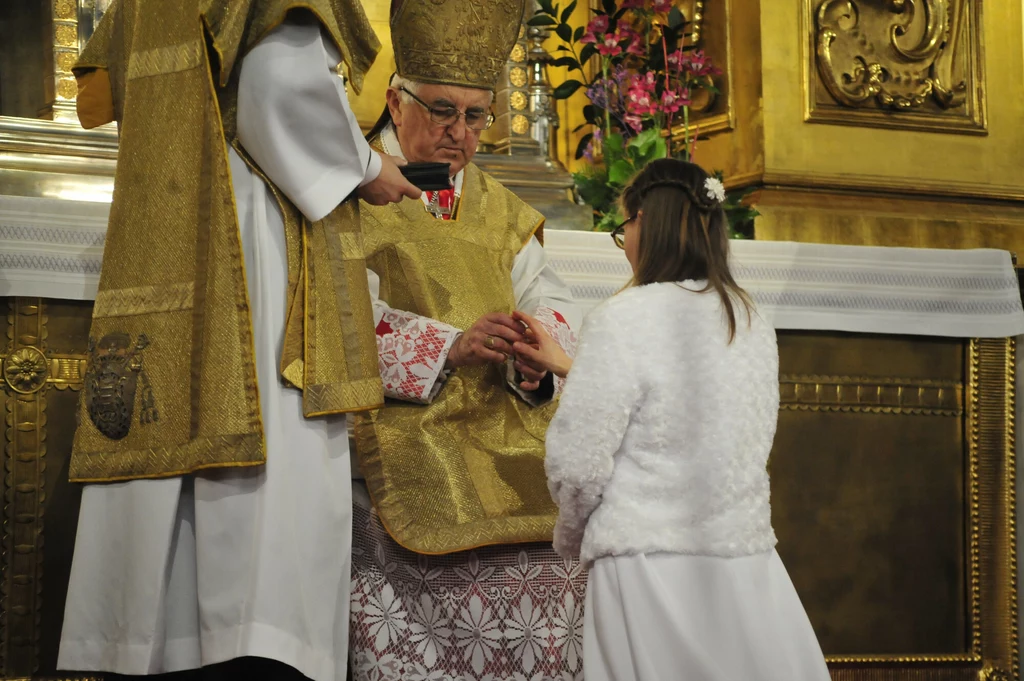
xmin=544 ymin=301 xmax=640 ymax=558
xmin=367 ymin=271 xmax=461 ymax=404
xmin=508 ymin=237 xmax=580 ymax=403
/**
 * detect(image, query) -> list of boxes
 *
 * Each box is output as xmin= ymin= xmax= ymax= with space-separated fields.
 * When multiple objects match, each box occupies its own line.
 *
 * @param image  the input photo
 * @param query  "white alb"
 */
xmin=545 ymin=281 xmax=779 ymax=565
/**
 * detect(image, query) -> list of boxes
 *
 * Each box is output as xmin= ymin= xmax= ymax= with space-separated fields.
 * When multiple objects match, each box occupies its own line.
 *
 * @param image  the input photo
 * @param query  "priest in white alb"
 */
xmin=58 ymin=2 xmax=419 ymax=681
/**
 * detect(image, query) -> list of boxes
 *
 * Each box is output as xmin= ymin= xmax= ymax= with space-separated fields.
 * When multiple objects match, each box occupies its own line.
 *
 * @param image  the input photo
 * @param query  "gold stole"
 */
xmin=355 ymin=164 xmax=559 ymax=554
xmin=69 ymin=0 xmax=383 ymax=482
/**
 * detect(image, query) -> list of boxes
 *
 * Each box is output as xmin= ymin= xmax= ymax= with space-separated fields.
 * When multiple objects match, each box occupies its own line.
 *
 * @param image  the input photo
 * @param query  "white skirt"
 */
xmin=584 ymin=550 xmax=830 ymax=681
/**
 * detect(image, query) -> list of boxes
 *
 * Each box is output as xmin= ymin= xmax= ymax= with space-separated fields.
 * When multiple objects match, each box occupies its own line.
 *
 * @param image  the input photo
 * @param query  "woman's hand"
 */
xmin=512 ymin=311 xmax=573 ymax=379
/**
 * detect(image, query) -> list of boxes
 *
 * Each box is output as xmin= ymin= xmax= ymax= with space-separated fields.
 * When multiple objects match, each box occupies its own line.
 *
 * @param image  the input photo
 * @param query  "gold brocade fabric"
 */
xmin=390 ymin=0 xmax=526 ymax=90
xmin=355 ymin=164 xmax=558 ymax=554
xmin=69 ymin=0 xmax=382 ymax=483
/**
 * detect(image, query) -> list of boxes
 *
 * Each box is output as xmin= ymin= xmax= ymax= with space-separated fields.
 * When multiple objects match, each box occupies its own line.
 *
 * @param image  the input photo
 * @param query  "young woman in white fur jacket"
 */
xmin=513 ymin=158 xmax=830 ymax=681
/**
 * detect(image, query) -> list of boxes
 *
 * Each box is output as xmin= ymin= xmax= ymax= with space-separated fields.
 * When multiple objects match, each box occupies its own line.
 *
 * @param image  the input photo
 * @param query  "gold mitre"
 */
xmin=390 ymin=0 xmax=526 ymax=91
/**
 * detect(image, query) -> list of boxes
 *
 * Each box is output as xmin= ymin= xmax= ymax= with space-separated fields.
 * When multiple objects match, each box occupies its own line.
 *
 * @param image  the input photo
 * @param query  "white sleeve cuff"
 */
xmin=291 ymin=164 xmax=364 ymax=223
xmin=360 ymin=150 xmax=383 ymax=187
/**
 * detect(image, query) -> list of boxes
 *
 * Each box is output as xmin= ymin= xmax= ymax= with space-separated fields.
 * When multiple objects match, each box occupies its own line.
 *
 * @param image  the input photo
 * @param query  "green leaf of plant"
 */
xmin=556 ymin=23 xmax=573 ymax=42
xmin=608 ymin=159 xmax=635 ymax=185
xmin=579 ymin=43 xmax=598 ymax=64
xmin=561 ymin=0 xmax=578 ymax=25
xmin=527 ymin=14 xmax=558 ymax=26
xmin=574 ymin=168 xmax=616 ymax=213
xmin=553 ymin=79 xmax=584 ymax=99
xmin=668 ymin=6 xmax=685 ymax=28
xmin=628 ymin=128 xmax=660 ymax=154
xmin=574 ymin=133 xmax=594 ymax=160
xmin=604 ymin=133 xmax=626 ymax=162
xmin=550 ymin=56 xmax=580 ymax=69
xmin=651 ymin=136 xmax=668 ymax=160
xmin=594 ymin=210 xmax=623 ymax=233
xmin=574 ymin=25 xmax=585 ymax=42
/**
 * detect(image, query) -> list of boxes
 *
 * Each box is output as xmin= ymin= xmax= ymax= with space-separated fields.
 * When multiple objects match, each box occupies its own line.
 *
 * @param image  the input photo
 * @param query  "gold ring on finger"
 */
xmin=484 ymin=335 xmax=496 ymax=349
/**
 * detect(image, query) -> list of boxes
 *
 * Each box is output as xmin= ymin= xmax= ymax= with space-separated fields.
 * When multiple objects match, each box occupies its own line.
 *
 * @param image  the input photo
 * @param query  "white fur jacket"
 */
xmin=545 ymin=281 xmax=780 ymax=566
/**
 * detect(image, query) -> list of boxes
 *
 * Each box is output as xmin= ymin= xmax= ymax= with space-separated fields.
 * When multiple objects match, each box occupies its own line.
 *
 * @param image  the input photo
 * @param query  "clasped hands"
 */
xmin=444 ymin=312 xmax=548 ymax=391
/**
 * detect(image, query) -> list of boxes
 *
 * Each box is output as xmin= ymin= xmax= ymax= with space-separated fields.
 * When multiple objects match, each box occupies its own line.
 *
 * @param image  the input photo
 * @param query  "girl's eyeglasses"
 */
xmin=611 ymin=215 xmax=636 ymax=250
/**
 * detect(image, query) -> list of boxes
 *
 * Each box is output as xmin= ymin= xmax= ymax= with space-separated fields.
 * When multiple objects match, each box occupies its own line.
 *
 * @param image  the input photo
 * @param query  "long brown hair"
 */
xmin=620 ymin=158 xmax=752 ymax=342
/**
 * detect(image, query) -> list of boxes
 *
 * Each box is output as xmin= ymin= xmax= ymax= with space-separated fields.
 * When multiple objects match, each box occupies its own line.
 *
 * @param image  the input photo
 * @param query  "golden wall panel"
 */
xmin=753 ymin=186 xmax=1024 ymax=252
xmin=342 ymin=0 xmax=394 ymax=132
xmin=806 ymin=0 xmax=985 ymax=135
xmin=773 ymin=332 xmax=1018 ymax=680
xmin=761 ymin=0 xmax=1024 ymax=202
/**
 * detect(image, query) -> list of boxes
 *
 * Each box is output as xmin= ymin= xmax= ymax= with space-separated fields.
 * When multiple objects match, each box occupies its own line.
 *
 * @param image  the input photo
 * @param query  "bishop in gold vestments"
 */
xmin=347 ymin=1 xmax=583 ymax=678
xmin=58 ymin=2 xmax=415 ymax=680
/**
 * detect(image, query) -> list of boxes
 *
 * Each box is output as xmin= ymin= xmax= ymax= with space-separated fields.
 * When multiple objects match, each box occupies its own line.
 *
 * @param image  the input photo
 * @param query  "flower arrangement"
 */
xmin=530 ymin=0 xmax=758 ymax=237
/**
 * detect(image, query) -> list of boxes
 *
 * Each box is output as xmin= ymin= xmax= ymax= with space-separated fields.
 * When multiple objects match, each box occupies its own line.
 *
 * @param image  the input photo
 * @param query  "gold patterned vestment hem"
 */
xmin=69 ymin=433 xmax=265 ymax=483
xmin=364 ymin=480 xmax=556 ymax=555
xmin=69 ymin=0 xmax=383 ymax=482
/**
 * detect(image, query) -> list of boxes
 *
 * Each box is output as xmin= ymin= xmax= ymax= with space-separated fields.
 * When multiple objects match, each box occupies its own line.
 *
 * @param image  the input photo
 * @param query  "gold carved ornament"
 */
xmin=815 ymin=0 xmax=969 ymax=111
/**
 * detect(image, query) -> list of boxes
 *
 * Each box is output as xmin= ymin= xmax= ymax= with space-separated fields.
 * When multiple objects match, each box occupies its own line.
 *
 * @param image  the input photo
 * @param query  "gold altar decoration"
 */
xmin=49 ymin=0 xmax=81 ymax=122
xmin=808 ymin=0 xmax=985 ymax=134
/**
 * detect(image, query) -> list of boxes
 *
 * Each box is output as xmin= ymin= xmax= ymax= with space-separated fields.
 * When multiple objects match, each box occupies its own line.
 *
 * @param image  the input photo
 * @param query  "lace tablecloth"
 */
xmin=3 ymin=194 xmax=1021 ymax=338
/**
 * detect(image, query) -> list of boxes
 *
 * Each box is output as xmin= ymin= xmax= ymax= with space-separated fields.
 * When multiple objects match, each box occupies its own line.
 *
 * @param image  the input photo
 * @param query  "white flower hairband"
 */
xmin=703 ymin=177 xmax=726 ymax=204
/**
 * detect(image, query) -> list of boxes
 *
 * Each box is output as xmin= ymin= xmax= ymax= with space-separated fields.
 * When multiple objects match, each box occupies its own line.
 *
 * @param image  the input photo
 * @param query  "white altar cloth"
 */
xmin=1 ymin=194 xmax=1022 ymax=338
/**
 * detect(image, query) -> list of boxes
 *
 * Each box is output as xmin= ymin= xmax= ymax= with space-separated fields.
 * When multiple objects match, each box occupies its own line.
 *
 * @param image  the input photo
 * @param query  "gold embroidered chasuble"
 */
xmin=355 ymin=163 xmax=560 ymax=554
xmin=69 ymin=0 xmax=383 ymax=483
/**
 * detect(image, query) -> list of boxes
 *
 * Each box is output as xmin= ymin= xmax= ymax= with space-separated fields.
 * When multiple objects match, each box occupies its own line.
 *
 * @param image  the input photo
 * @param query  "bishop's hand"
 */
xmin=446 ymin=313 xmax=525 ymax=369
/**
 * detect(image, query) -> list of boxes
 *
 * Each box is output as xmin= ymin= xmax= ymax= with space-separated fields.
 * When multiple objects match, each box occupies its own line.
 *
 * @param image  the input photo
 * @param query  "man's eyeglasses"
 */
xmin=611 ymin=215 xmax=635 ymax=249
xmin=400 ymin=87 xmax=495 ymax=131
